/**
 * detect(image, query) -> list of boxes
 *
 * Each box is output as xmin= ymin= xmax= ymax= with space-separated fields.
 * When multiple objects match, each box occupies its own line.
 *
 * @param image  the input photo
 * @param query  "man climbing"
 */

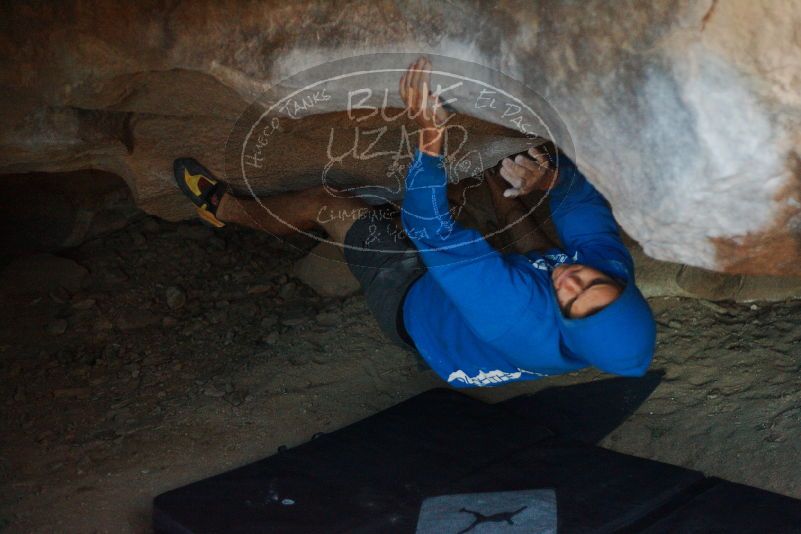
xmin=173 ymin=57 xmax=655 ymax=388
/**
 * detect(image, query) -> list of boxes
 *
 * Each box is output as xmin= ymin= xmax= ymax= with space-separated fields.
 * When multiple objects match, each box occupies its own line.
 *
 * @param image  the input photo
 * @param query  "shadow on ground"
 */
xmin=499 ymin=371 xmax=664 ymax=444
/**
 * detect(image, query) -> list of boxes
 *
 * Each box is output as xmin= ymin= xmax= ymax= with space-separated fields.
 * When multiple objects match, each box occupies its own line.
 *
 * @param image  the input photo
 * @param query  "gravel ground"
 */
xmin=1 ymin=217 xmax=800 ymax=532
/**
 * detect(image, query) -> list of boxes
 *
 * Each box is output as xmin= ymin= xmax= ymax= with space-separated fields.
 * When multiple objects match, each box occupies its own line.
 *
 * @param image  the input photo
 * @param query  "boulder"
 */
xmin=735 ymin=275 xmax=801 ymax=302
xmin=293 ymin=243 xmax=361 ymax=298
xmin=675 ymin=266 xmax=742 ymax=302
xmin=0 ymin=1 xmax=800 ymax=276
xmin=629 ymin=239 xmax=801 ymax=302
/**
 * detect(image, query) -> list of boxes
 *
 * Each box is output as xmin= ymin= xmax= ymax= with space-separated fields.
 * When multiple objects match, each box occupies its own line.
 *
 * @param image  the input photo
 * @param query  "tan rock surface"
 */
xmin=1 ymin=0 xmax=800 ymax=275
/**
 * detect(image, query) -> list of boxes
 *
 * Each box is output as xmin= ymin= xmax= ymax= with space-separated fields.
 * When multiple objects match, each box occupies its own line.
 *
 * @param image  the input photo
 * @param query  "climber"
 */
xmin=173 ymin=56 xmax=656 ymax=388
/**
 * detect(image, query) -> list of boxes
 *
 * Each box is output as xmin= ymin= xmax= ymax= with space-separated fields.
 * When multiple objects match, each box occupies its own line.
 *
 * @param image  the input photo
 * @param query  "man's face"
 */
xmin=551 ymin=264 xmax=622 ymax=318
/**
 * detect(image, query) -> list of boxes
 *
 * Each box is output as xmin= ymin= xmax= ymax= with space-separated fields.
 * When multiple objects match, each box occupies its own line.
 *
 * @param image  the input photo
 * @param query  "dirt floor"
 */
xmin=1 ymin=216 xmax=800 ymax=533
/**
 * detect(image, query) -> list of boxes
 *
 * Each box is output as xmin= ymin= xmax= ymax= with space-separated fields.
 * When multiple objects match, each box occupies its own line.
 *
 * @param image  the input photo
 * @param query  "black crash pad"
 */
xmin=153 ymin=388 xmax=801 ymax=533
xmin=638 ymin=479 xmax=801 ymax=533
xmin=445 ymin=441 xmax=704 ymax=533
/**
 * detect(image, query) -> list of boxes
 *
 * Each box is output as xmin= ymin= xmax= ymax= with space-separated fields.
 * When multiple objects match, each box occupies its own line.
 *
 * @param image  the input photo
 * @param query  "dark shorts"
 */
xmin=343 ymin=208 xmax=426 ymax=351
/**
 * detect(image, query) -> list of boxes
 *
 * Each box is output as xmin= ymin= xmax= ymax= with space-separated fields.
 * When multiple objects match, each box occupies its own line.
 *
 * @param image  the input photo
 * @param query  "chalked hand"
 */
xmin=399 ymin=56 xmax=451 ymax=155
xmin=499 ymin=145 xmax=557 ymax=198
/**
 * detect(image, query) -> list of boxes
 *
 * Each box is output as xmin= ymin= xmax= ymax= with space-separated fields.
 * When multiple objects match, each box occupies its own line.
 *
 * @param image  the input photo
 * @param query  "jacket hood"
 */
xmin=554 ymin=274 xmax=656 ymax=376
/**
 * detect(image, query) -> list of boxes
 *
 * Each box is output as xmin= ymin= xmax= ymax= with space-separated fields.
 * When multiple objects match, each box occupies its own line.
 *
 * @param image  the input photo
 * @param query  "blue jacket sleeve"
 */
xmin=401 ymin=150 xmax=549 ymax=341
xmin=547 ymin=156 xmax=634 ymax=281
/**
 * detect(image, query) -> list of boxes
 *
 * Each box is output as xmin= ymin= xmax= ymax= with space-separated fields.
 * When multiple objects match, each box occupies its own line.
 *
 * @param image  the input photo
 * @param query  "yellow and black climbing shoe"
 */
xmin=173 ymin=158 xmax=226 ymax=228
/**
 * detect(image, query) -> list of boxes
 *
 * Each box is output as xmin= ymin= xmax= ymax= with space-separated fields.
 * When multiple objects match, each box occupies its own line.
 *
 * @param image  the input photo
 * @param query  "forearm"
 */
xmin=402 ymin=150 xmax=496 ymax=263
xmin=419 ymin=127 xmax=443 ymax=156
xmin=401 ymin=149 xmax=460 ymax=251
xmin=548 ymin=159 xmax=620 ymax=248
xmin=547 ymin=158 xmax=634 ymax=273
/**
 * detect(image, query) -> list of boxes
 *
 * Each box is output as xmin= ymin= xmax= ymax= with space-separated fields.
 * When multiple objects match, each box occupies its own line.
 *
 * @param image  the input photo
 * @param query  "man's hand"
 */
xmin=399 ymin=56 xmax=451 ymax=156
xmin=498 ymin=145 xmax=557 ymax=198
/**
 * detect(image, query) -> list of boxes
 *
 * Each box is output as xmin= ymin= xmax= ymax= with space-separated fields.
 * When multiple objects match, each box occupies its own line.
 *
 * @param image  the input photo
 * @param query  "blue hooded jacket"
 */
xmin=401 ymin=149 xmax=656 ymax=388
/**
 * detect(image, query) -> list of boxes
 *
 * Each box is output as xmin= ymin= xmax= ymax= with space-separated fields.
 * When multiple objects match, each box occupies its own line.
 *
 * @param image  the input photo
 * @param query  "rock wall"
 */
xmin=1 ymin=0 xmax=800 ymax=275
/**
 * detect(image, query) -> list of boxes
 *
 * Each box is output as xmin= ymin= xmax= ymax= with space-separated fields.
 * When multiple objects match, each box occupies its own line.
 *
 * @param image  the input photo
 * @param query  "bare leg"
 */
xmin=215 ymin=185 xmax=371 ymax=244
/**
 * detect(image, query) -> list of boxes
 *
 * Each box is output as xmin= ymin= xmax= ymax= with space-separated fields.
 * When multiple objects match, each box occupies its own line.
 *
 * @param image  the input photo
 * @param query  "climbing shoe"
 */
xmin=173 ymin=158 xmax=226 ymax=228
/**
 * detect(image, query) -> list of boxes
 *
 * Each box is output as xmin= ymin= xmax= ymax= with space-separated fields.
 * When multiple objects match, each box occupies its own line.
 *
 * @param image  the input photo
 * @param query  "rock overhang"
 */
xmin=0 ymin=0 xmax=799 ymax=275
